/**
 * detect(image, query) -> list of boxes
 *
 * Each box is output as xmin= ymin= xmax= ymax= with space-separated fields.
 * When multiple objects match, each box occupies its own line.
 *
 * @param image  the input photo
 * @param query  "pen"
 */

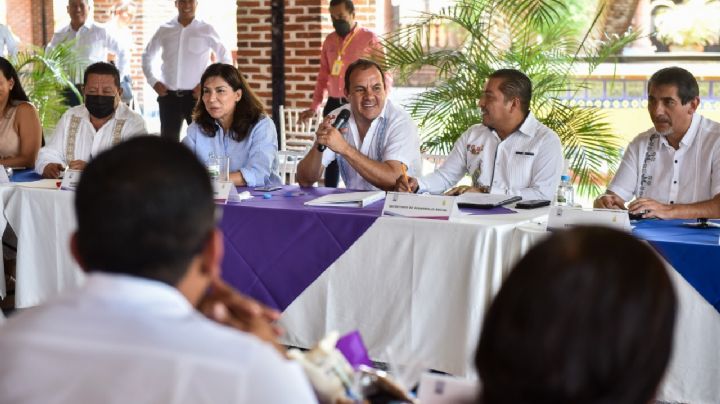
xmin=401 ymin=163 xmax=409 ymax=185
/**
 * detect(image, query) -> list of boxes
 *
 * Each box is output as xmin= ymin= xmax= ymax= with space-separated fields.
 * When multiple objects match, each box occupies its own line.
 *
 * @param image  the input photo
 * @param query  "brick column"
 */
xmin=7 ymin=0 xmax=53 ymax=47
xmin=236 ymin=0 xmax=377 ymax=113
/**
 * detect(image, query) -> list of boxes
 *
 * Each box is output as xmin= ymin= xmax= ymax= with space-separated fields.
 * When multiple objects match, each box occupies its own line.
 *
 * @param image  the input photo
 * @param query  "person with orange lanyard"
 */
xmin=300 ymin=0 xmax=390 ymax=187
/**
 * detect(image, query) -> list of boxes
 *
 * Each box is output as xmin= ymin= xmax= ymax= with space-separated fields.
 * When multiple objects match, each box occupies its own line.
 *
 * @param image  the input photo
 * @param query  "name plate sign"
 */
xmin=382 ymin=192 xmax=457 ymax=219
xmin=59 ymin=169 xmax=82 ymax=191
xmin=547 ymin=206 xmax=631 ymax=232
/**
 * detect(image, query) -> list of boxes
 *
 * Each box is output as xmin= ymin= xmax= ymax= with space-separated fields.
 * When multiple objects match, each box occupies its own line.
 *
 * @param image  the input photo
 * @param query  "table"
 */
xmin=512 ymin=220 xmax=720 ymax=404
xmin=0 ymin=174 xmax=83 ymax=307
xmin=2 ymin=178 xmax=718 ymax=402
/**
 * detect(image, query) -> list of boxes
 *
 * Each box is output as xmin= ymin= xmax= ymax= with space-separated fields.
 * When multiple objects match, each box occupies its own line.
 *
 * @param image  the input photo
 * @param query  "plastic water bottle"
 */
xmin=555 ymin=175 xmax=574 ymax=206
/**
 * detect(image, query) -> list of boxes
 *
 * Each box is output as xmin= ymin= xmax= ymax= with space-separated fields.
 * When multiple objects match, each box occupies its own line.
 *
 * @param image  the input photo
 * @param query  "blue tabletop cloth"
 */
xmin=11 ymin=169 xmax=43 ymax=182
xmin=633 ymin=219 xmax=720 ymax=312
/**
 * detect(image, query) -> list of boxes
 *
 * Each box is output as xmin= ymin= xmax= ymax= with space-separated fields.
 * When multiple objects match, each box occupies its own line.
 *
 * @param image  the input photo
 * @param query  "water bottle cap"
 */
xmin=561 ymin=175 xmax=570 ymax=181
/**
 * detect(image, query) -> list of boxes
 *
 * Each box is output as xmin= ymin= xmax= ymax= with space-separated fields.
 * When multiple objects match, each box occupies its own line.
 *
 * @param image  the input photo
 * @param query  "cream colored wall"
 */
xmin=604 ymin=108 xmax=720 ymax=145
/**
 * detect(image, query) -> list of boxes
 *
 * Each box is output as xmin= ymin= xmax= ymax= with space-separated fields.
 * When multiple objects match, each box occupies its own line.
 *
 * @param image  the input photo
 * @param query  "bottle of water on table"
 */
xmin=555 ymin=175 xmax=574 ymax=206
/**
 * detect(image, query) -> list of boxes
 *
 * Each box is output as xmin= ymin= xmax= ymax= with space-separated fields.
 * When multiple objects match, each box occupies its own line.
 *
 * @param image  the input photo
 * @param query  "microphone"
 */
xmin=318 ymin=109 xmax=351 ymax=152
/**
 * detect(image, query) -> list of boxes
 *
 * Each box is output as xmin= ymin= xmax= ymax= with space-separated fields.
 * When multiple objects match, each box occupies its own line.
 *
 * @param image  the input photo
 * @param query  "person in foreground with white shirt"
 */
xmin=395 ymin=69 xmax=563 ymax=199
xmin=47 ymin=0 xmax=129 ymax=106
xmin=35 ymin=62 xmax=146 ymax=178
xmin=594 ymin=66 xmax=720 ymax=219
xmin=0 ymin=136 xmax=317 ymax=404
xmin=142 ymin=0 xmax=232 ymax=141
xmin=296 ymin=58 xmax=421 ymax=190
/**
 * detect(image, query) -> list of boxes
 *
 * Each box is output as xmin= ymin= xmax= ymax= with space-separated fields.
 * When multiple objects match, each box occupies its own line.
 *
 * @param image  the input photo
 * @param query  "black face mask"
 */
xmin=85 ymin=95 xmax=116 ymax=119
xmin=332 ymin=19 xmax=352 ymax=37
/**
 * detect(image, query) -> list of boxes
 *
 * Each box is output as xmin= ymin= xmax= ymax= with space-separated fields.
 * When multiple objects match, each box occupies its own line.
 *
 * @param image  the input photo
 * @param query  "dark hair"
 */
xmin=193 ymin=63 xmax=266 ymax=142
xmin=329 ymin=0 xmax=354 ymax=14
xmin=343 ymin=58 xmax=386 ymax=95
xmin=83 ymin=61 xmax=121 ymax=89
xmin=648 ymin=66 xmax=699 ymax=105
xmin=0 ymin=57 xmax=29 ymax=104
xmin=476 ymin=226 xmax=676 ymax=404
xmin=75 ymin=136 xmax=216 ymax=285
xmin=488 ymin=68 xmax=532 ymax=116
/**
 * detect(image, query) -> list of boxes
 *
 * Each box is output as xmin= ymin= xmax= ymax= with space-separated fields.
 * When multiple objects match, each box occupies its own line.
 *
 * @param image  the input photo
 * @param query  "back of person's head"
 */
xmin=0 ymin=57 xmax=29 ymax=103
xmin=476 ymin=226 xmax=676 ymax=404
xmin=193 ymin=63 xmax=265 ymax=142
xmin=648 ymin=66 xmax=698 ymax=105
xmin=83 ymin=61 xmax=121 ymax=89
xmin=488 ymin=69 xmax=532 ymax=116
xmin=343 ymin=58 xmax=386 ymax=92
xmin=74 ymin=136 xmax=215 ymax=285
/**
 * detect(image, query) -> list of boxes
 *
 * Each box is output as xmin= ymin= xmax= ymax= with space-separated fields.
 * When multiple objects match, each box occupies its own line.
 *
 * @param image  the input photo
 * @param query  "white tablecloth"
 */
xmin=2 ymin=184 xmax=717 ymax=403
xmin=280 ymin=209 xmax=548 ymax=377
xmin=510 ymin=222 xmax=720 ymax=404
xmin=0 ymin=184 xmax=84 ymax=307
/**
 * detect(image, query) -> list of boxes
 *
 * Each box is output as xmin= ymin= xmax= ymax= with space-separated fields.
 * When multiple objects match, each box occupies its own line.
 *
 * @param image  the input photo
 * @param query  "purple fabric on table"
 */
xmin=220 ymin=186 xmax=382 ymax=310
xmin=336 ymin=330 xmax=373 ymax=369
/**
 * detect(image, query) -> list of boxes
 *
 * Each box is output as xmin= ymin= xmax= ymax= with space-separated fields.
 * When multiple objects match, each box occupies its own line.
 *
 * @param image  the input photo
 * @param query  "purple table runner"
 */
xmin=220 ymin=187 xmax=520 ymax=310
xmin=220 ymin=186 xmax=382 ymax=310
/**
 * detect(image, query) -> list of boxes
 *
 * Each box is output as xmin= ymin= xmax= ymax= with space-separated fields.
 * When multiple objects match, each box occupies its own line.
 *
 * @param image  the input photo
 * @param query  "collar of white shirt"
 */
xmin=169 ymin=17 xmax=200 ymax=29
xmin=62 ymin=20 xmax=97 ymax=35
xmin=348 ymin=99 xmax=390 ymax=149
xmin=516 ymin=112 xmax=540 ymax=138
xmin=659 ymin=113 xmax=701 ymax=149
xmin=81 ymin=272 xmax=195 ymax=318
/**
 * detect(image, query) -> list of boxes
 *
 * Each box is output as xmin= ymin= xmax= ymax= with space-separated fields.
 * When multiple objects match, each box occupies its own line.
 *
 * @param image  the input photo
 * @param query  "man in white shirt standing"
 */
xmin=142 ymin=0 xmax=232 ymax=141
xmin=35 ymin=62 xmax=147 ymax=178
xmin=396 ymin=69 xmax=563 ymax=200
xmin=594 ymin=66 xmax=720 ymax=219
xmin=296 ymin=58 xmax=421 ymax=190
xmin=0 ymin=23 xmax=18 ymax=57
xmin=47 ymin=0 xmax=129 ymax=106
xmin=0 ymin=136 xmax=317 ymax=403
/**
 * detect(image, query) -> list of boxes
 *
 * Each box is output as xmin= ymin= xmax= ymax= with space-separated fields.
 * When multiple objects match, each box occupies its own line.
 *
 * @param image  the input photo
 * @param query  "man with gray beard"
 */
xmin=595 ymin=66 xmax=720 ymax=219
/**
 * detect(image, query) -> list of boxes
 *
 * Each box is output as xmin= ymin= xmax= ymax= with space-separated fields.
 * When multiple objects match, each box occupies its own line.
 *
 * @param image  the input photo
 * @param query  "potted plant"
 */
xmin=10 ymin=41 xmax=81 ymax=134
xmin=654 ymin=0 xmax=720 ymax=51
xmin=382 ymin=0 xmax=636 ymax=196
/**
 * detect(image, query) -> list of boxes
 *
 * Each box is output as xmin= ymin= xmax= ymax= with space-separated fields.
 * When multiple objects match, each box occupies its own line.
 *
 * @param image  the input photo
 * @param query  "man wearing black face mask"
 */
xmin=36 ymin=62 xmax=147 ymax=179
xmin=299 ymin=0 xmax=389 ymax=188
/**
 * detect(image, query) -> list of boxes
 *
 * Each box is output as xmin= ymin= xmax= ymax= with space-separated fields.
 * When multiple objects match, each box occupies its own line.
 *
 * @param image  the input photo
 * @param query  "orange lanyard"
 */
xmin=336 ymin=26 xmax=359 ymax=60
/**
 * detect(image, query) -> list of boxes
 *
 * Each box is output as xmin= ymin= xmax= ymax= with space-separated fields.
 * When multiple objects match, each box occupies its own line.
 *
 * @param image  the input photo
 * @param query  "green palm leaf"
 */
xmin=383 ymin=0 xmax=637 ymax=197
xmin=10 ymin=41 xmax=82 ymax=134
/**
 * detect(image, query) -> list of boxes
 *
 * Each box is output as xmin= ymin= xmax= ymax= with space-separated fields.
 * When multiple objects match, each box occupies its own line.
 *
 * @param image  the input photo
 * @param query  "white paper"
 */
xmin=455 ymin=192 xmax=521 ymax=208
xmin=304 ymin=191 xmax=385 ymax=208
xmin=382 ymin=192 xmax=457 ymax=218
xmin=547 ymin=206 xmax=631 ymax=232
xmin=59 ymin=169 xmax=82 ymax=191
xmin=417 ymin=372 xmax=478 ymax=404
xmin=0 ymin=165 xmax=9 ymax=184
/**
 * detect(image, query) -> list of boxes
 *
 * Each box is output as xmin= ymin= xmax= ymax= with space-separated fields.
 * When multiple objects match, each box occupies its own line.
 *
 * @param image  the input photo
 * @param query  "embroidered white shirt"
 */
xmin=142 ymin=17 xmax=232 ymax=91
xmin=35 ymin=103 xmax=147 ymax=174
xmin=0 ymin=273 xmax=318 ymax=404
xmin=609 ymin=113 xmax=720 ymax=204
xmin=47 ymin=21 xmax=129 ymax=81
xmin=417 ymin=112 xmax=563 ymax=200
xmin=321 ymin=99 xmax=422 ymax=190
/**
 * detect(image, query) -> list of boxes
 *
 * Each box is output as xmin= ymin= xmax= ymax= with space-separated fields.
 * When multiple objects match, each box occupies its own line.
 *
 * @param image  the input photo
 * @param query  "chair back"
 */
xmin=279 ymin=105 xmax=321 ymax=152
xmin=277 ymin=149 xmax=306 ymax=185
